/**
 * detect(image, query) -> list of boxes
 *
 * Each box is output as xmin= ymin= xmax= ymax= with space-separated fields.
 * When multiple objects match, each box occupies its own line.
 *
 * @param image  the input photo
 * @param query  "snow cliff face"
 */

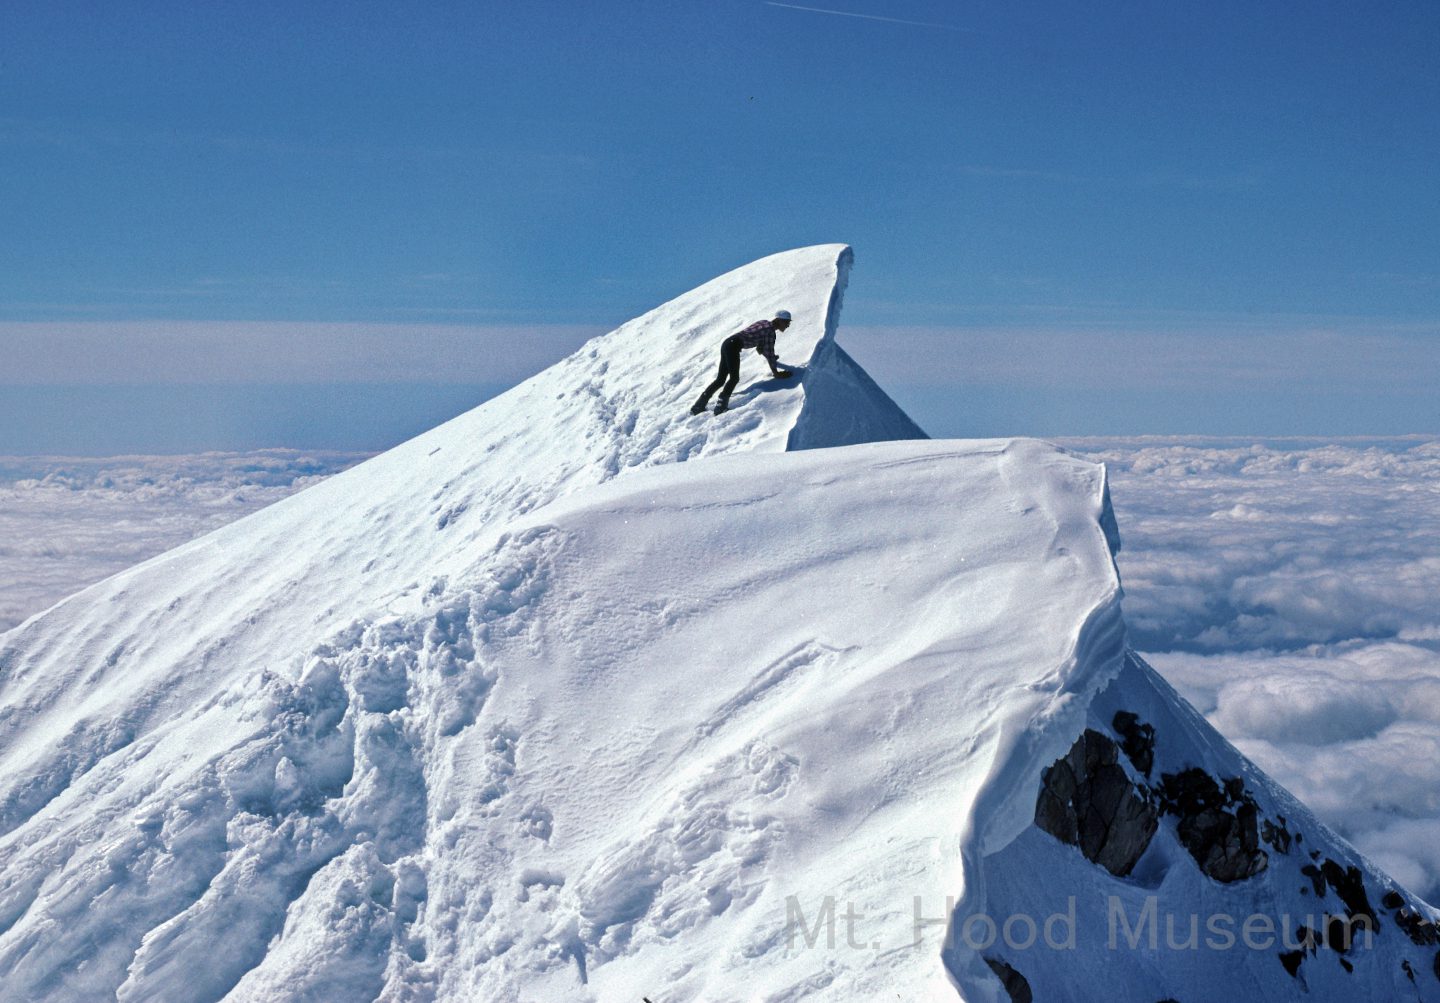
xmin=1 ymin=245 xmax=1436 ymax=1002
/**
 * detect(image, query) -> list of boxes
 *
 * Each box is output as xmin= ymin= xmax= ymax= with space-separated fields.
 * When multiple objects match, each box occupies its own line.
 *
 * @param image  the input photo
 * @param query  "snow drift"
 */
xmin=1 ymin=245 xmax=1437 ymax=1002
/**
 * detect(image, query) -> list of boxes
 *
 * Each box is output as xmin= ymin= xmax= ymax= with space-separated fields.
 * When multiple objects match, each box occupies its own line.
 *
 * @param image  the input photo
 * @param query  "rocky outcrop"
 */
xmin=1111 ymin=711 xmax=1155 ymax=777
xmin=1035 ymin=729 xmax=1158 ymax=877
xmin=1279 ymin=949 xmax=1304 ymax=976
xmin=1397 ymin=908 xmax=1440 ymax=947
xmin=1062 ymin=713 xmax=1440 ymax=989
xmin=1380 ymin=887 xmax=1440 ymax=948
xmin=983 ymin=957 xmax=1033 ymax=1003
xmin=1156 ymin=768 xmax=1269 ymax=883
xmin=1317 ymin=859 xmax=1378 ymax=930
xmin=1036 ymin=714 xmax=1272 ymax=884
xmin=1261 ymin=815 xmax=1294 ymax=854
xmin=1021 ymin=680 xmax=1440 ymax=998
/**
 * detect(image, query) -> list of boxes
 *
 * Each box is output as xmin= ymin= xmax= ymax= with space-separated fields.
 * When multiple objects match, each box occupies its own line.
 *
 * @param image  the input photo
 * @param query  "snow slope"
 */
xmin=0 ymin=241 xmax=919 ymax=879
xmin=2 ymin=245 xmax=1437 ymax=1002
xmin=0 ymin=427 xmax=1119 ymax=1001
xmin=0 ymin=243 xmax=938 ymax=1000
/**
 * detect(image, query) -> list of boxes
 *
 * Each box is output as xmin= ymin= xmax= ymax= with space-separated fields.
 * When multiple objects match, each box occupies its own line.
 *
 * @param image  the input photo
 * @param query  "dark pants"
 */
xmin=694 ymin=335 xmax=743 ymax=410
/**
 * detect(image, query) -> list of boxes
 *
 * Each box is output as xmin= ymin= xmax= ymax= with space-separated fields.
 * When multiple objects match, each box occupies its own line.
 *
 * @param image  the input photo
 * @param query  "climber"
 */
xmin=689 ymin=310 xmax=795 ymax=415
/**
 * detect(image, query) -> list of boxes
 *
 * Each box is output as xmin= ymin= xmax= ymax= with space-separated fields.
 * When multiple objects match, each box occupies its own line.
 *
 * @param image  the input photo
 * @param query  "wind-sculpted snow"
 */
xmin=0 ymin=244 xmax=908 ymax=841
xmin=0 ymin=245 xmax=943 ymax=1000
xmin=0 ymin=436 xmax=1120 ymax=1001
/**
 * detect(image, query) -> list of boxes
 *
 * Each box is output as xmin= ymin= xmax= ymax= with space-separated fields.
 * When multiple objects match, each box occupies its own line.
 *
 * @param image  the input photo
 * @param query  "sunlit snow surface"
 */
xmin=7 ymin=441 xmax=1439 ymax=909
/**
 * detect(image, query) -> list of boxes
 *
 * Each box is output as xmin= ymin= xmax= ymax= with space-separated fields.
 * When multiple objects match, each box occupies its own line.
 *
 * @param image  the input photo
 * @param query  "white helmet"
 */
xmin=774 ymin=309 xmax=793 ymax=321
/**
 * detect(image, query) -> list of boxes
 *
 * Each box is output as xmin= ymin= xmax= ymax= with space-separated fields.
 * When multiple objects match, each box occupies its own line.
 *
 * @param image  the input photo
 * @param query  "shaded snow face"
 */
xmin=979 ymin=652 xmax=1440 ymax=1003
xmin=1065 ymin=437 xmax=1440 ymax=905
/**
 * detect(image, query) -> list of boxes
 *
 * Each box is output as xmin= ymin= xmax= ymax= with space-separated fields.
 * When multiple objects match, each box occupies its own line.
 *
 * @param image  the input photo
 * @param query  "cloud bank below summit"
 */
xmin=1069 ymin=437 xmax=1440 ymax=653
xmin=0 ymin=451 xmax=366 ymax=632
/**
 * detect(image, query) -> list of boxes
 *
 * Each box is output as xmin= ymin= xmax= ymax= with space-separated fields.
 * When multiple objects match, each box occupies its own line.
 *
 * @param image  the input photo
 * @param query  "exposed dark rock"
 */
xmin=1157 ymin=768 xmax=1268 ymax=883
xmin=1036 ymin=755 xmax=1080 ymax=846
xmin=1035 ymin=730 xmax=1158 ymax=877
xmin=1340 ymin=957 xmax=1353 ymax=973
xmin=1380 ymin=889 xmax=1440 ymax=947
xmin=1157 ymin=767 xmax=1227 ymax=817
xmin=1301 ymin=865 xmax=1326 ymax=897
xmin=1111 ymin=711 xmax=1155 ymax=777
xmin=1319 ymin=859 xmax=1377 ymax=929
xmin=1433 ymin=948 xmax=1440 ymax=982
xmin=1396 ymin=908 xmax=1440 ymax=947
xmin=1261 ymin=816 xmax=1292 ymax=854
xmin=1404 ymin=959 xmax=1417 ymax=982
xmin=984 ymin=957 xmax=1033 ymax=1003
xmin=1280 ymin=950 xmax=1304 ymax=977
xmin=1323 ymin=913 xmax=1375 ymax=953
xmin=1295 ymin=925 xmax=1320 ymax=952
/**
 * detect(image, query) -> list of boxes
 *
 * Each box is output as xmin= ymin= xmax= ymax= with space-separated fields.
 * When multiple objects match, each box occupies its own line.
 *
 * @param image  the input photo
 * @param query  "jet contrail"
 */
xmin=763 ymin=2 xmax=971 ymax=32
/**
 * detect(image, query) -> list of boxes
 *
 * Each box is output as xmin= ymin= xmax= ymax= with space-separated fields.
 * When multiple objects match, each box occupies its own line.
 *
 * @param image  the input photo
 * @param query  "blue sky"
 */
xmin=3 ymin=1 xmax=1437 ymax=451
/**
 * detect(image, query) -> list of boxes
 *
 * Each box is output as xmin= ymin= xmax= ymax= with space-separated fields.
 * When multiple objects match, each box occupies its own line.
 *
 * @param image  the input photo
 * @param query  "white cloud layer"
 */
xmin=1065 ymin=437 xmax=1440 ymax=652
xmin=1152 ymin=643 xmax=1440 ymax=902
xmin=0 ymin=451 xmax=367 ymax=632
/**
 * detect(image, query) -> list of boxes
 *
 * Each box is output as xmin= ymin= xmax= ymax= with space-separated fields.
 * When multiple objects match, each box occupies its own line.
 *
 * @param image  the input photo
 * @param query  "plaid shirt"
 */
xmin=733 ymin=319 xmax=779 ymax=367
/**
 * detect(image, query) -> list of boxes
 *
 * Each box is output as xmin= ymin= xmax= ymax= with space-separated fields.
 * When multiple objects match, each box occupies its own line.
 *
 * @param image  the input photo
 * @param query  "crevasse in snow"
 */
xmin=0 ymin=245 xmax=1436 ymax=1003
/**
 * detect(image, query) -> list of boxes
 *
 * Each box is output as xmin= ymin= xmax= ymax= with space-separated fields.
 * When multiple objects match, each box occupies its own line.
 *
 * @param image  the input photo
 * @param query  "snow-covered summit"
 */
xmin=0 ymin=244 xmax=920 ymax=800
xmin=0 ymin=243 xmax=932 ymax=998
xmin=2 ymin=247 xmax=1438 ymax=1002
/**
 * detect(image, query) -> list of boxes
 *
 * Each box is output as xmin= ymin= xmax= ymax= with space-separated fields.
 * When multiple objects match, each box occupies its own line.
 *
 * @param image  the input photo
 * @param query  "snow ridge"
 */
xmin=942 ymin=453 xmax=1130 ymax=995
xmin=0 ymin=245 xmax=940 ymax=1001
